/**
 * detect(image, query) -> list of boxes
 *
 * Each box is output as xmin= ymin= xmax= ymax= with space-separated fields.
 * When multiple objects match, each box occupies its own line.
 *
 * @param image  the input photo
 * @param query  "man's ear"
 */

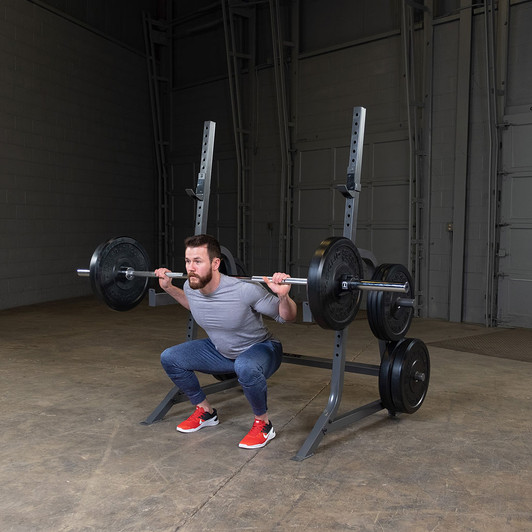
xmin=212 ymin=257 xmax=221 ymax=271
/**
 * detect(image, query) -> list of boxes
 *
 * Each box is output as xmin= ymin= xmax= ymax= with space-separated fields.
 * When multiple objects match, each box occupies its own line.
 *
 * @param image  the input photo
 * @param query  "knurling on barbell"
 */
xmin=77 ymin=235 xmax=413 ymax=331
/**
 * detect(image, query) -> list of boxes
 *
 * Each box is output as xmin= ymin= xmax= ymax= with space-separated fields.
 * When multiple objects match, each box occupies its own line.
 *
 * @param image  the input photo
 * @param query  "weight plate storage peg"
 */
xmin=89 ymin=236 xmax=151 ymax=311
xmin=367 ymin=263 xmax=415 ymax=341
xmin=389 ymin=338 xmax=430 ymax=414
xmin=307 ymin=237 xmax=364 ymax=330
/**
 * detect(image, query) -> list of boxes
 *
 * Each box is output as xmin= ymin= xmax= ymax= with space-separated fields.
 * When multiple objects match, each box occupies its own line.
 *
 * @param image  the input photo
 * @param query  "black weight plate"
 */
xmin=382 ymin=264 xmax=414 ymax=340
xmin=307 ymin=237 xmax=364 ymax=330
xmin=390 ymin=338 xmax=430 ymax=414
xmin=367 ymin=264 xmax=391 ymax=339
xmin=367 ymin=263 xmax=414 ymax=342
xmin=89 ymin=236 xmax=150 ymax=311
xmin=378 ymin=339 xmax=403 ymax=414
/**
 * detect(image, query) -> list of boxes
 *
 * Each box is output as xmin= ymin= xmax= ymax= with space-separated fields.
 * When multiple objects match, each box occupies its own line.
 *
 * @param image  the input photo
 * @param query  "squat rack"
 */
xmin=143 ymin=108 xmax=393 ymax=461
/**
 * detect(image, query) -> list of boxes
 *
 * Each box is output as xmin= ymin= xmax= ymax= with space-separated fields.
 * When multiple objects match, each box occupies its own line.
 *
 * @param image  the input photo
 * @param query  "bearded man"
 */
xmin=155 ymin=234 xmax=297 ymax=449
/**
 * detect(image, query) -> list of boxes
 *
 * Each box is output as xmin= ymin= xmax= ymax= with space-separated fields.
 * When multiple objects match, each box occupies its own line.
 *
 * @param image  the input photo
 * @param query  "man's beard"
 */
xmin=188 ymin=270 xmax=213 ymax=290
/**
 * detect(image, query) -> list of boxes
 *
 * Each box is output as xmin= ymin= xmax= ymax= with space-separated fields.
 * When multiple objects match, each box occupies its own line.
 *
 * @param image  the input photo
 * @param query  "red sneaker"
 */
xmin=238 ymin=419 xmax=276 ymax=449
xmin=176 ymin=406 xmax=219 ymax=433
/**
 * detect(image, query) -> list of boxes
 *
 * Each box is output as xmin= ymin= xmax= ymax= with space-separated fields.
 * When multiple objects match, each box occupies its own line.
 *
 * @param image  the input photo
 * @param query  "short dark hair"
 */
xmin=184 ymin=234 xmax=222 ymax=261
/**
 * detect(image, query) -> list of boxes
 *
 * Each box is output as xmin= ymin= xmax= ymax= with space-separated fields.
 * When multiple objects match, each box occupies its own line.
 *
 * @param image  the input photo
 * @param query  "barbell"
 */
xmin=77 ymin=268 xmax=407 ymax=291
xmin=76 ymin=235 xmax=415 ymax=332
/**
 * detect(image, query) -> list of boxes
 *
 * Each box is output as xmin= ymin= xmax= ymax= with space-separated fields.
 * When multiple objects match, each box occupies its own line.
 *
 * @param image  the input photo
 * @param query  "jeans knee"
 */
xmin=234 ymin=359 xmax=262 ymax=385
xmin=160 ymin=347 xmax=177 ymax=371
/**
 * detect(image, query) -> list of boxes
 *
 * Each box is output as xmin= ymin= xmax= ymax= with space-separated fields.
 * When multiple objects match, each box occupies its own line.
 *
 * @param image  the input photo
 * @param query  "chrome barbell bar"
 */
xmin=76 ymin=268 xmax=409 ymax=294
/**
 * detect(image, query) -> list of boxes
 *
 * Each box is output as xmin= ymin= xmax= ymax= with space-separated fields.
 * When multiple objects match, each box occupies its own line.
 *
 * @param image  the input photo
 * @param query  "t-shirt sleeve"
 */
xmin=239 ymin=282 xmax=285 ymax=323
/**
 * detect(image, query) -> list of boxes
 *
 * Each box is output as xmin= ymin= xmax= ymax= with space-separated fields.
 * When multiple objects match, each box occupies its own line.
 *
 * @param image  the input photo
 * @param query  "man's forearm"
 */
xmin=278 ymin=294 xmax=297 ymax=322
xmin=164 ymin=285 xmax=190 ymax=310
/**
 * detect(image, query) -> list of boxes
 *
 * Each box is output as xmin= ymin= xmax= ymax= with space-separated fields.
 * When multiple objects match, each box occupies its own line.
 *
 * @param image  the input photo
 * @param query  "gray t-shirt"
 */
xmin=184 ymin=274 xmax=285 ymax=359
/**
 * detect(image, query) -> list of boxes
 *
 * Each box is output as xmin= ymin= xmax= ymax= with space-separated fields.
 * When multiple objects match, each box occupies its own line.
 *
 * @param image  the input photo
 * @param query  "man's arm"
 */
xmin=155 ymin=268 xmax=190 ymax=310
xmin=264 ymin=273 xmax=297 ymax=322
xmin=277 ymin=293 xmax=297 ymax=322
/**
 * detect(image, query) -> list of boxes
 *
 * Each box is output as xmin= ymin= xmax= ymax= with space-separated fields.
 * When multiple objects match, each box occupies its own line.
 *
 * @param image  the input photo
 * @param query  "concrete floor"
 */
xmin=1 ymin=296 xmax=531 ymax=531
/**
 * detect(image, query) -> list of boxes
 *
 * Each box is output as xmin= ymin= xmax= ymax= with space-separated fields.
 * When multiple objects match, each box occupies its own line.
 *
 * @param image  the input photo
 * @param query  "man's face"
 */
xmin=185 ymin=245 xmax=216 ymax=290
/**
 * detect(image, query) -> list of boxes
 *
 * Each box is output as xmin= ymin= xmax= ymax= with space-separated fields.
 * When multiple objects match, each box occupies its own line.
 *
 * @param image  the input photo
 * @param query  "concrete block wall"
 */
xmin=0 ymin=0 xmax=155 ymax=310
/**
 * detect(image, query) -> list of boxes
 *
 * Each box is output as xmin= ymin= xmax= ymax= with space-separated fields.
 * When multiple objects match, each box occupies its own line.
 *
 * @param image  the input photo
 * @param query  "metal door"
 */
xmin=497 ymin=114 xmax=532 ymax=327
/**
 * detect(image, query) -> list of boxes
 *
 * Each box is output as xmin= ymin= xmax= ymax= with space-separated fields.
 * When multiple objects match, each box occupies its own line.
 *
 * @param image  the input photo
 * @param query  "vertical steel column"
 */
xmin=293 ymin=108 xmax=366 ymax=461
xmin=269 ymin=0 xmax=294 ymax=272
xmin=341 ymin=107 xmax=366 ymax=242
xmin=449 ymin=0 xmax=473 ymax=322
xmin=421 ymin=1 xmax=434 ymax=319
xmin=401 ymin=0 xmax=433 ymax=318
xmin=292 ymin=331 xmax=348 ymax=460
xmin=401 ymin=1 xmax=423 ymax=314
xmin=490 ymin=0 xmax=509 ymax=325
xmin=288 ymin=0 xmax=299 ymax=273
xmin=166 ymin=4 xmax=175 ymax=270
xmin=143 ymin=13 xmax=171 ymax=267
xmin=483 ymin=0 xmax=498 ymax=326
xmin=402 ymin=1 xmax=415 ymax=284
xmin=222 ymin=1 xmax=254 ymax=267
xmin=186 ymin=121 xmax=216 ymax=341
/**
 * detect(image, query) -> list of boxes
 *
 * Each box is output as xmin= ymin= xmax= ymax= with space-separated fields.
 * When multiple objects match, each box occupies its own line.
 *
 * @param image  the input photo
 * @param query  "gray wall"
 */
xmin=2 ymin=1 xmax=532 ymax=327
xmin=170 ymin=80 xmax=239 ymax=268
xmin=166 ymin=0 xmax=532 ymax=326
xmin=497 ymin=1 xmax=532 ymax=327
xmin=0 ymin=0 xmax=155 ymax=310
xmin=292 ymin=34 xmax=410 ymax=275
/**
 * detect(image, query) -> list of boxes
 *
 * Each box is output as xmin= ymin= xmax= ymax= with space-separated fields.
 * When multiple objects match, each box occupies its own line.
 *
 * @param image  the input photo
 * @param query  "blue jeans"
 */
xmin=160 ymin=338 xmax=283 ymax=416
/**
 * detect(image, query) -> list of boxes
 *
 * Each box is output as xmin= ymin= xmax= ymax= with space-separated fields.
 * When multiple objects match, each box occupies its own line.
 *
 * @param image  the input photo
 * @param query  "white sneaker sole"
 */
xmin=176 ymin=417 xmax=219 ymax=433
xmin=238 ymin=428 xmax=276 ymax=449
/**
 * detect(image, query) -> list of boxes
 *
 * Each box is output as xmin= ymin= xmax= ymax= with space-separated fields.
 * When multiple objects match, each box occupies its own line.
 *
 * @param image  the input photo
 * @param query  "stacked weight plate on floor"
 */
xmin=379 ymin=338 xmax=430 ymax=414
xmin=368 ymin=264 xmax=431 ymax=414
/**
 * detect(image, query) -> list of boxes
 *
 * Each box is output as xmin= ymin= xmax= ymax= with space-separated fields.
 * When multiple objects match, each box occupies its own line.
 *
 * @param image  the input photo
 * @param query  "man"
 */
xmin=155 ymin=234 xmax=297 ymax=449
